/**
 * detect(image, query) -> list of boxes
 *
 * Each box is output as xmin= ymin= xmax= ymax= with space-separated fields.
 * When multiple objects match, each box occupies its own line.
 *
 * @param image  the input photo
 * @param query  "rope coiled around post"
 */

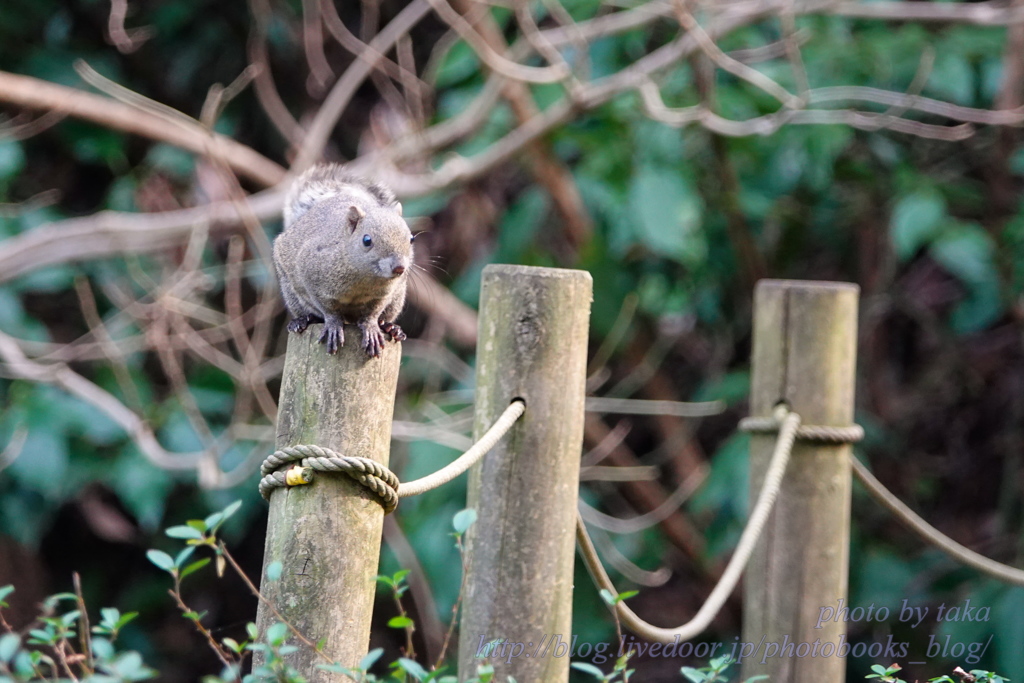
xmin=259 ymin=445 xmax=401 ymax=512
xmin=258 ymin=400 xmax=527 ymax=513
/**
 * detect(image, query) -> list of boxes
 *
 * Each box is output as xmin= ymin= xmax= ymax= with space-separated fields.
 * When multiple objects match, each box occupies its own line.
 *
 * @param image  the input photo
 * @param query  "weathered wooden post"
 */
xmin=741 ymin=280 xmax=859 ymax=683
xmin=457 ymin=265 xmax=592 ymax=683
xmin=255 ymin=326 xmax=401 ymax=677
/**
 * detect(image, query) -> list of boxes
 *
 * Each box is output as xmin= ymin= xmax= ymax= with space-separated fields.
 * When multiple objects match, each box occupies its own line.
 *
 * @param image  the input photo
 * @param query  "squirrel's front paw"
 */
xmin=359 ymin=323 xmax=387 ymax=358
xmin=318 ymin=321 xmax=344 ymax=354
xmin=288 ymin=313 xmax=324 ymax=334
xmin=380 ymin=320 xmax=407 ymax=342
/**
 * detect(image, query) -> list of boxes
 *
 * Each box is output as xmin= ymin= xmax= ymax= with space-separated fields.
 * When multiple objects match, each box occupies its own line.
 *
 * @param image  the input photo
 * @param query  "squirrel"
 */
xmin=273 ymin=164 xmax=414 ymax=358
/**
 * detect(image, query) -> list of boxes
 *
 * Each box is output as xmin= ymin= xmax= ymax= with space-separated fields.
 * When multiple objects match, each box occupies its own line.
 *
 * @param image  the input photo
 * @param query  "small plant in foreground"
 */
xmin=572 ymin=653 xmax=634 ymax=682
xmin=0 ymin=580 xmax=154 ymax=682
xmin=681 ymin=654 xmax=768 ymax=683
xmin=866 ymin=662 xmax=1009 ymax=683
xmin=928 ymin=666 xmax=1009 ymax=683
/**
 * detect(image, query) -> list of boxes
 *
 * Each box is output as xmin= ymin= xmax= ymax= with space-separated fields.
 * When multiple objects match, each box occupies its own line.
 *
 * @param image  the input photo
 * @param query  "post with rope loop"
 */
xmin=457 ymin=265 xmax=593 ymax=683
xmin=742 ymin=280 xmax=859 ymax=683
xmin=254 ymin=327 xmax=401 ymax=678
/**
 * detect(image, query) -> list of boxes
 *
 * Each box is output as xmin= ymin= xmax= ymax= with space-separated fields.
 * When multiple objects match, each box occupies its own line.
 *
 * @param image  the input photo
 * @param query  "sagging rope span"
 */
xmin=258 ymin=399 xmax=526 ymax=512
xmin=850 ymin=457 xmax=1024 ymax=586
xmin=577 ymin=405 xmax=805 ymax=643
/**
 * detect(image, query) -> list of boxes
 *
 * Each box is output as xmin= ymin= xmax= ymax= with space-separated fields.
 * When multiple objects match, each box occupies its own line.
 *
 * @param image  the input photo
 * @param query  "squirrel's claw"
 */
xmin=319 ymin=322 xmax=344 ymax=354
xmin=359 ymin=323 xmax=386 ymax=358
xmin=288 ymin=313 xmax=324 ymax=334
xmin=380 ymin=321 xmax=406 ymax=342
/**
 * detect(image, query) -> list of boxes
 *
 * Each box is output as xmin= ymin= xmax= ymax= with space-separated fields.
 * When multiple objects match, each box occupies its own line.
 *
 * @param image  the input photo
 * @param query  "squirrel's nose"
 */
xmin=392 ymin=264 xmax=406 ymax=276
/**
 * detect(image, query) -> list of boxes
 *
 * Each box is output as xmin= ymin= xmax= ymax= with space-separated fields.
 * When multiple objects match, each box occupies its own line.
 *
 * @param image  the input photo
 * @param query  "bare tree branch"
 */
xmin=248 ymin=0 xmax=307 ymax=149
xmin=105 ymin=0 xmax=152 ymax=54
xmin=0 ymin=189 xmax=284 ymax=285
xmin=0 ymin=70 xmax=286 ymax=187
xmin=291 ymin=0 xmax=434 ymax=174
xmin=0 ymin=329 xmax=209 ymax=473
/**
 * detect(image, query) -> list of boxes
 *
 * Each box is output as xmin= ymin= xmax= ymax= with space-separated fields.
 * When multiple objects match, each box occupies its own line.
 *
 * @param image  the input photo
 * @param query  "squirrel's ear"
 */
xmin=394 ymin=202 xmax=403 ymax=217
xmin=347 ymin=205 xmax=366 ymax=232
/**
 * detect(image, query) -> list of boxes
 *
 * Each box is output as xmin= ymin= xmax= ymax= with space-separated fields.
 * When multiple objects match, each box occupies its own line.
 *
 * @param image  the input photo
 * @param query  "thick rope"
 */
xmin=851 ymin=456 xmax=1024 ymax=586
xmin=577 ymin=406 xmax=802 ymax=643
xmin=259 ymin=445 xmax=401 ymax=512
xmin=258 ymin=400 xmax=526 ymax=511
xmin=397 ymin=399 xmax=525 ymax=497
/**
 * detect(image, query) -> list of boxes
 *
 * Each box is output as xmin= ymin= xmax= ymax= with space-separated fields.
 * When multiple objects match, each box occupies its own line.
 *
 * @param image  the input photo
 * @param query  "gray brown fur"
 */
xmin=274 ymin=164 xmax=413 ymax=357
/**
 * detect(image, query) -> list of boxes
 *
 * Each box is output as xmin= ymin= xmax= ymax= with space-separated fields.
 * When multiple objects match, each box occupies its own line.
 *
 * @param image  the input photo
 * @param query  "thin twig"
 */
xmin=217 ymin=542 xmax=334 ymax=663
xmin=71 ymin=574 xmax=94 ymax=674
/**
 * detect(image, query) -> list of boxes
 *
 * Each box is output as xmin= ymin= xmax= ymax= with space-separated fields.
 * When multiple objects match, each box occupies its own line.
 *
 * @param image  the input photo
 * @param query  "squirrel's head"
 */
xmin=343 ymin=201 xmax=414 ymax=281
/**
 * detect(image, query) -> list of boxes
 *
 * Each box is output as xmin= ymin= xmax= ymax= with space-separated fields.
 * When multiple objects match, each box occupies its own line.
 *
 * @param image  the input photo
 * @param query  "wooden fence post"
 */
xmin=741 ymin=279 xmax=859 ymax=683
xmin=457 ymin=265 xmax=592 ymax=683
xmin=255 ymin=327 xmax=401 ymax=678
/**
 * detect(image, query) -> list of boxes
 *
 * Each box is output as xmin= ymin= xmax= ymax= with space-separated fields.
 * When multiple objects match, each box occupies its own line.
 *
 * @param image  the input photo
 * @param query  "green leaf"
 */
xmin=396 ymin=658 xmax=429 ymax=680
xmin=116 ymin=611 xmax=139 ymax=629
xmin=266 ymin=622 xmax=289 ymax=646
xmin=266 ymin=561 xmax=283 ymax=581
xmin=0 ymin=633 xmax=20 ymax=663
xmin=890 ymin=189 xmax=946 ymax=260
xmin=28 ymin=628 xmax=54 ymax=644
xmin=680 ymin=667 xmax=706 ymax=683
xmin=452 ymin=509 xmax=477 ymax=534
xmin=359 ymin=647 xmax=384 ymax=672
xmin=598 ymin=588 xmax=638 ymax=606
xmin=165 ymin=525 xmax=204 ymax=540
xmin=102 ymin=651 xmax=156 ymax=681
xmin=174 ymin=547 xmax=196 ymax=568
xmin=208 ymin=500 xmax=242 ymax=530
xmin=146 ymin=550 xmax=176 ymax=572
xmin=571 ymin=662 xmax=607 ymax=679
xmin=179 ymin=558 xmax=211 ymax=580
xmin=388 ymin=615 xmax=414 ymax=629
xmin=0 ymin=585 xmax=13 ymax=604
xmin=92 ymin=637 xmax=115 ymax=661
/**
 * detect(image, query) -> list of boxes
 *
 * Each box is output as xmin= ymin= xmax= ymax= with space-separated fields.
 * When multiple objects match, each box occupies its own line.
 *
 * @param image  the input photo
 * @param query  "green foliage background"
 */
xmin=1 ymin=0 xmax=1024 ymax=681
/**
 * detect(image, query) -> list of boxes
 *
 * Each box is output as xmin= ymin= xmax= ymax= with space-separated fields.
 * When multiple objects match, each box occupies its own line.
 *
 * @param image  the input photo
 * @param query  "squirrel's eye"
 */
xmin=362 ymin=235 xmax=372 ymax=248
xmin=410 ymin=233 xmax=417 ymax=243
